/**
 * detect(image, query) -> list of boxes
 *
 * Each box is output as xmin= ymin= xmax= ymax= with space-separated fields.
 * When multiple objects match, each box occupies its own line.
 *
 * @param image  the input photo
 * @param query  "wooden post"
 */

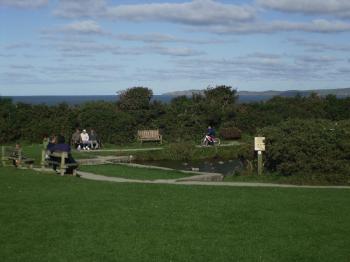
xmin=60 ymin=154 xmax=65 ymax=176
xmin=18 ymin=148 xmax=22 ymax=168
xmin=257 ymin=151 xmax=263 ymax=176
xmin=41 ymin=149 xmax=46 ymax=168
xmin=254 ymin=137 xmax=265 ymax=176
xmin=1 ymin=146 xmax=6 ymax=167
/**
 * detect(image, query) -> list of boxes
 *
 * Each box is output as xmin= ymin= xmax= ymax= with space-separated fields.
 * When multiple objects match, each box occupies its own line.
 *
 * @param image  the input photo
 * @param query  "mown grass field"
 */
xmin=1 ymin=167 xmax=350 ymax=261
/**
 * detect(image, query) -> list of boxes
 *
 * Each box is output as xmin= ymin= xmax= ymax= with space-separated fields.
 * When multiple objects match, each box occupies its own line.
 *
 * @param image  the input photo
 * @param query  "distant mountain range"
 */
xmin=163 ymin=87 xmax=350 ymax=102
xmin=3 ymin=87 xmax=350 ymax=105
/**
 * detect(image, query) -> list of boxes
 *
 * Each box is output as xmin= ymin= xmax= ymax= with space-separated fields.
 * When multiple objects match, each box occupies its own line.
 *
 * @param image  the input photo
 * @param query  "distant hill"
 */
xmin=3 ymin=88 xmax=350 ymax=105
xmin=163 ymin=87 xmax=350 ymax=102
xmin=2 ymin=95 xmax=174 ymax=106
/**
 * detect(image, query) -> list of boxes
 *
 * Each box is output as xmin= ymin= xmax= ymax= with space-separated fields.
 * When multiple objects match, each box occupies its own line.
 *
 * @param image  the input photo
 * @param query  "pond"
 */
xmin=134 ymin=159 xmax=243 ymax=176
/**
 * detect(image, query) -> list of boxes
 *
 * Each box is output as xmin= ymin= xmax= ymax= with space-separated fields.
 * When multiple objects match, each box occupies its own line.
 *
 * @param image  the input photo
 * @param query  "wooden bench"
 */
xmin=137 ymin=129 xmax=162 ymax=144
xmin=1 ymin=146 xmax=34 ymax=168
xmin=42 ymin=150 xmax=78 ymax=176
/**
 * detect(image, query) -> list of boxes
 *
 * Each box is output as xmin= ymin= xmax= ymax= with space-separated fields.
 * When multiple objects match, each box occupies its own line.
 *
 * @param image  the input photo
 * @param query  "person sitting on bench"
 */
xmin=50 ymin=135 xmax=78 ymax=174
xmin=11 ymin=143 xmax=21 ymax=167
xmin=11 ymin=143 xmax=34 ymax=167
xmin=89 ymin=129 xmax=99 ymax=149
xmin=80 ymin=129 xmax=90 ymax=150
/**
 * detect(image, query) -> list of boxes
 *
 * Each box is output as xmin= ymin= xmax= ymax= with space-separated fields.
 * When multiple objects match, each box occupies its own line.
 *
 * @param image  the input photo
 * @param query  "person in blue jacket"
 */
xmin=205 ymin=126 xmax=216 ymax=145
xmin=50 ymin=135 xmax=78 ymax=174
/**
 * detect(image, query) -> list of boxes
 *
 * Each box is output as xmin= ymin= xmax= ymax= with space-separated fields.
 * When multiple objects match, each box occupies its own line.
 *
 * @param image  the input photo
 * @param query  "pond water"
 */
xmin=135 ymin=159 xmax=243 ymax=176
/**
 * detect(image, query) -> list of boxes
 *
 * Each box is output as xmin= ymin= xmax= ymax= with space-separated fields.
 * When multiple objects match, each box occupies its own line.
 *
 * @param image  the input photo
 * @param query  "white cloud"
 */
xmin=288 ymin=38 xmax=350 ymax=52
xmin=10 ymin=64 xmax=34 ymax=69
xmin=42 ymin=39 xmax=203 ymax=58
xmin=167 ymin=51 xmax=347 ymax=82
xmin=257 ymin=0 xmax=350 ymax=18
xmin=3 ymin=42 xmax=32 ymax=49
xmin=146 ymin=45 xmax=205 ymax=56
xmin=206 ymin=19 xmax=350 ymax=34
xmin=106 ymin=0 xmax=255 ymax=25
xmin=61 ymin=20 xmax=104 ymax=34
xmin=54 ymin=0 xmax=106 ymax=18
xmin=0 ymin=0 xmax=48 ymax=8
xmin=294 ymin=56 xmax=341 ymax=71
xmin=116 ymin=33 xmax=226 ymax=45
xmin=55 ymin=0 xmax=256 ymax=24
xmin=116 ymin=33 xmax=181 ymax=43
xmin=51 ymin=1 xmax=350 ymax=34
xmin=0 ymin=53 xmax=16 ymax=57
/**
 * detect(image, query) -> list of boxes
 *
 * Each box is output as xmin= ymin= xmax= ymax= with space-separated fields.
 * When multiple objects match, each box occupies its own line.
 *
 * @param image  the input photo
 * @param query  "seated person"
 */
xmin=11 ymin=143 xmax=33 ymax=167
xmin=89 ymin=129 xmax=99 ymax=149
xmin=42 ymin=134 xmax=49 ymax=149
xmin=50 ymin=135 xmax=78 ymax=174
xmin=45 ymin=135 xmax=57 ymax=160
xmin=71 ymin=128 xmax=81 ymax=149
xmin=80 ymin=129 xmax=90 ymax=150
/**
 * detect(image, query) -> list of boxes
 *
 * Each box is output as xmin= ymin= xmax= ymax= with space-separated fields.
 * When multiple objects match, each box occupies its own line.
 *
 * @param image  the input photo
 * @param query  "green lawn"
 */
xmin=79 ymin=164 xmax=192 ymax=180
xmin=225 ymin=172 xmax=350 ymax=186
xmin=1 ymin=167 xmax=349 ymax=261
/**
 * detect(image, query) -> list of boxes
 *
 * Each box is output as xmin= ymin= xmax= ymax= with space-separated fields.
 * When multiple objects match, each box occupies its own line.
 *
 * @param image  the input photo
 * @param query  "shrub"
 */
xmin=165 ymin=143 xmax=196 ymax=161
xmin=260 ymin=119 xmax=350 ymax=179
xmin=219 ymin=127 xmax=242 ymax=140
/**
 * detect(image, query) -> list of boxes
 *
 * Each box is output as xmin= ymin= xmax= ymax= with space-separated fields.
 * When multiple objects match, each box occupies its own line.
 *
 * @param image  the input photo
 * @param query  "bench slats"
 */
xmin=1 ymin=146 xmax=34 ymax=168
xmin=137 ymin=129 xmax=162 ymax=144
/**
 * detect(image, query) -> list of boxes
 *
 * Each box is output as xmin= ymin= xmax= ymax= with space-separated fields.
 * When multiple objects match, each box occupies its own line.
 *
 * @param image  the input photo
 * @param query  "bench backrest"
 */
xmin=2 ymin=146 xmax=20 ymax=156
xmin=49 ymin=151 xmax=69 ymax=158
xmin=1 ymin=146 xmax=32 ymax=167
xmin=138 ymin=129 xmax=160 ymax=138
xmin=42 ymin=150 xmax=69 ymax=164
xmin=42 ymin=150 xmax=77 ymax=176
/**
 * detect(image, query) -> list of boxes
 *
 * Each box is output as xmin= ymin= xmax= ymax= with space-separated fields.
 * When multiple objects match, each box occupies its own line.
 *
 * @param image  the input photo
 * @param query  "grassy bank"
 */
xmin=1 ymin=167 xmax=350 ymax=261
xmin=225 ymin=172 xmax=350 ymax=186
xmin=79 ymin=164 xmax=192 ymax=180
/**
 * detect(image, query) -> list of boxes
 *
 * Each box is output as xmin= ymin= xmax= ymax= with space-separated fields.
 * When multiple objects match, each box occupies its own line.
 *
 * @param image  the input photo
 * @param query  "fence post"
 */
xmin=1 ymin=146 xmax=5 ymax=167
xmin=257 ymin=151 xmax=263 ymax=176
xmin=41 ymin=149 xmax=46 ymax=168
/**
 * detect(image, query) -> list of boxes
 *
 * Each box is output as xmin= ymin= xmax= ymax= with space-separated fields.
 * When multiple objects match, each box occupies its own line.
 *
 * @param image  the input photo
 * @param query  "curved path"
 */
xmin=77 ymin=170 xmax=350 ymax=189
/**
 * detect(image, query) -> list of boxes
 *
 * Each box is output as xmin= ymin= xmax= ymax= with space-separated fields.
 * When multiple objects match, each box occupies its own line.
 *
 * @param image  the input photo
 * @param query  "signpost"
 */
xmin=254 ymin=137 xmax=265 ymax=175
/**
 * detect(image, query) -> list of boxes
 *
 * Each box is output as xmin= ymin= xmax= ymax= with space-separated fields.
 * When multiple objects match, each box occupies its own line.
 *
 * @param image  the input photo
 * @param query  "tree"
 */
xmin=204 ymin=85 xmax=238 ymax=107
xmin=117 ymin=87 xmax=153 ymax=111
xmin=202 ymin=85 xmax=238 ymax=126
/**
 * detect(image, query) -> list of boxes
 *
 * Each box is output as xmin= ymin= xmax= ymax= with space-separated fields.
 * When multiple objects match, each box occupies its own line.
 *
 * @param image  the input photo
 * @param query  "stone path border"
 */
xmin=33 ymin=165 xmax=350 ymax=189
xmin=74 ymin=148 xmax=163 ymax=153
xmin=76 ymin=170 xmax=350 ymax=189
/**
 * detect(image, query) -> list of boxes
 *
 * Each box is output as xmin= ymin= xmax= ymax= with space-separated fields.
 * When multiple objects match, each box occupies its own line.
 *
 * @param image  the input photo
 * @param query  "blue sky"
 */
xmin=1 ymin=0 xmax=350 ymax=95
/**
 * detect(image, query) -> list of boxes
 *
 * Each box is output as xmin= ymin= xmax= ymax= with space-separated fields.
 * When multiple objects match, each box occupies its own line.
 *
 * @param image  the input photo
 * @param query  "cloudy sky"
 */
xmin=1 ymin=0 xmax=350 ymax=95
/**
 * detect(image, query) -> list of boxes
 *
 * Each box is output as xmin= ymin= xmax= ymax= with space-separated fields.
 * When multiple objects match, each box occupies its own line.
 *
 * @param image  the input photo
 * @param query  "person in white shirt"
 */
xmin=80 ymin=129 xmax=90 ymax=150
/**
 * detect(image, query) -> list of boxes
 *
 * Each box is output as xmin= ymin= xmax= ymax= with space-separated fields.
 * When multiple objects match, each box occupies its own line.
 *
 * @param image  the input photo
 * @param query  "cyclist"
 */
xmin=205 ymin=126 xmax=216 ymax=145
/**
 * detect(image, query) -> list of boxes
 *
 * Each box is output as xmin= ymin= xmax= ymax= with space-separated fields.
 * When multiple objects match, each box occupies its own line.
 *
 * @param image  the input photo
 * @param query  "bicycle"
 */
xmin=201 ymin=135 xmax=221 ymax=146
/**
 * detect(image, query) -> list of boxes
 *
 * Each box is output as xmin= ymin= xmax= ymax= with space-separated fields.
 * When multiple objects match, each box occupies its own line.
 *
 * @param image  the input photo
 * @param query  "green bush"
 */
xmin=219 ymin=127 xmax=242 ymax=140
xmin=165 ymin=143 xmax=196 ymax=161
xmin=260 ymin=119 xmax=350 ymax=181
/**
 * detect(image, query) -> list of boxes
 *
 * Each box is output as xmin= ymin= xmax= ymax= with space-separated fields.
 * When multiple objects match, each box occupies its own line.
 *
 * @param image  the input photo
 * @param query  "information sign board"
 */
xmin=254 ymin=137 xmax=265 ymax=151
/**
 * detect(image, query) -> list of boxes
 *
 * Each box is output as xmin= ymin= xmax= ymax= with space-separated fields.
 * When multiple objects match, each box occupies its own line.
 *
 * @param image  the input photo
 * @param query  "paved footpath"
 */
xmin=77 ymin=171 xmax=350 ymax=189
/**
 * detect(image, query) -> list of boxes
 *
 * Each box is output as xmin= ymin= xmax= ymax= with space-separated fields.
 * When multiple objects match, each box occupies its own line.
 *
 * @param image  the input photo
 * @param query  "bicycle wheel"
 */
xmin=214 ymin=138 xmax=221 ymax=145
xmin=201 ymin=137 xmax=208 ymax=146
